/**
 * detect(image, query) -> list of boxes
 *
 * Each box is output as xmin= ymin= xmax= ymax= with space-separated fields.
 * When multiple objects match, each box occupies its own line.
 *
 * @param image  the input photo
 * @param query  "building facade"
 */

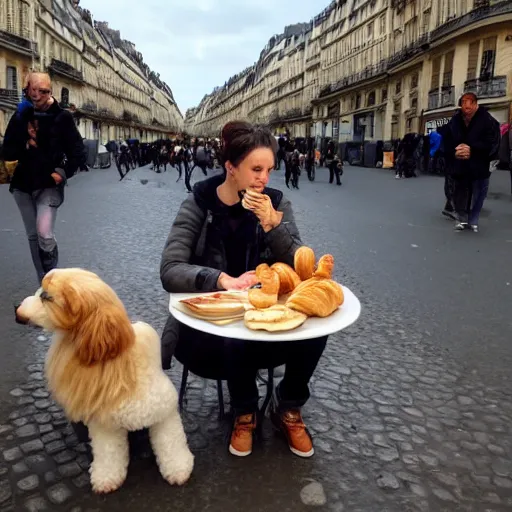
xmin=185 ymin=0 xmax=512 ymax=148
xmin=0 ymin=0 xmax=182 ymax=143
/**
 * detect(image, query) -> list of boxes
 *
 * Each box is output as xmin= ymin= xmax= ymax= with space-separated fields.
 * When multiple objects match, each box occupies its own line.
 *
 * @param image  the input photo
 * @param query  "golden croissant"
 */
xmin=270 ymin=262 xmax=301 ymax=295
xmin=248 ymin=265 xmax=279 ymax=309
xmin=313 ymin=254 xmax=334 ymax=279
xmin=286 ymin=279 xmax=344 ymax=317
xmin=294 ymin=246 xmax=316 ymax=281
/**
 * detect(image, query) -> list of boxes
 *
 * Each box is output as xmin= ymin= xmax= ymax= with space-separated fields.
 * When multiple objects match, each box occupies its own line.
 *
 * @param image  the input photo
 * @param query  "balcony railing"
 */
xmin=0 ymin=88 xmax=19 ymax=107
xmin=388 ymin=33 xmax=430 ymax=69
xmin=427 ymin=86 xmax=455 ymax=110
xmin=319 ymin=60 xmax=388 ymax=98
xmin=464 ymin=76 xmax=507 ymax=99
xmin=48 ymin=59 xmax=84 ymax=83
xmin=431 ymin=3 xmax=512 ymax=42
xmin=0 ymin=29 xmax=37 ymax=56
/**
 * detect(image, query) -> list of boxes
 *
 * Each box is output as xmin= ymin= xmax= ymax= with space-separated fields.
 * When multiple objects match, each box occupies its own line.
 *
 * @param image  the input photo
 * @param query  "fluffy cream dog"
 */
xmin=15 ymin=268 xmax=194 ymax=494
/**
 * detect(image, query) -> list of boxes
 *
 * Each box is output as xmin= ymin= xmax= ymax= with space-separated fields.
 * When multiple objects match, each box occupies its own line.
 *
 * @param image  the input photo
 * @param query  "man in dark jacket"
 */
xmin=443 ymin=93 xmax=500 ymax=232
xmin=3 ymin=72 xmax=84 ymax=282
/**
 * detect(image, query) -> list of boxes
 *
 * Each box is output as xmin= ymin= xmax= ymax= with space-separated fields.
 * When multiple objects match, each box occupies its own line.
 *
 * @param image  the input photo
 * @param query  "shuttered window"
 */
xmin=431 ymin=57 xmax=441 ymax=90
xmin=467 ymin=41 xmax=480 ymax=80
xmin=6 ymin=66 xmax=18 ymax=91
xmin=442 ymin=51 xmax=455 ymax=87
xmin=480 ymin=36 xmax=497 ymax=78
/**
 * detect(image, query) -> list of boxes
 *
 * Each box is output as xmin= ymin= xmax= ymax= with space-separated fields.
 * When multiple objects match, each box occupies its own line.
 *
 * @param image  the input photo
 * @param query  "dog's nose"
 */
xmin=14 ymin=302 xmax=28 ymax=325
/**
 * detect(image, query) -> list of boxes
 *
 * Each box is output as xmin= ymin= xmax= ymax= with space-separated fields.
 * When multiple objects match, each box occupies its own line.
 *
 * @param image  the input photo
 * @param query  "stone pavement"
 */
xmin=0 ymin=164 xmax=511 ymax=511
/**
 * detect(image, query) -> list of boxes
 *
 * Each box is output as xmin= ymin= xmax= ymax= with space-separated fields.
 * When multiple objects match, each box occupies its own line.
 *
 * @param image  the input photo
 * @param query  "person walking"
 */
xmin=443 ymin=93 xmax=500 ymax=232
xmin=3 ymin=72 xmax=84 ymax=283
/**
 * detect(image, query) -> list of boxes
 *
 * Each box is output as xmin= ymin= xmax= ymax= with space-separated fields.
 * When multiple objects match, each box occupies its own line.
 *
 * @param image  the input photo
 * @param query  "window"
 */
xmin=380 ymin=15 xmax=386 ymax=34
xmin=355 ymin=94 xmax=361 ymax=109
xmin=442 ymin=50 xmax=455 ymax=87
xmin=382 ymin=88 xmax=388 ymax=101
xmin=367 ymin=22 xmax=374 ymax=40
xmin=431 ymin=57 xmax=441 ymax=90
xmin=480 ymin=36 xmax=497 ymax=79
xmin=394 ymin=100 xmax=401 ymax=113
xmin=411 ymin=98 xmax=418 ymax=110
xmin=467 ymin=41 xmax=480 ymax=80
xmin=395 ymin=80 xmax=402 ymax=94
xmin=6 ymin=66 xmax=18 ymax=91
xmin=367 ymin=91 xmax=376 ymax=106
xmin=411 ymin=73 xmax=419 ymax=89
xmin=61 ymin=87 xmax=69 ymax=107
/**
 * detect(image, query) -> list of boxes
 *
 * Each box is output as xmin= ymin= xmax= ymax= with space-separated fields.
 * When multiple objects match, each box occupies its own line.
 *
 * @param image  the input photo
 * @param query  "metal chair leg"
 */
xmin=260 ymin=367 xmax=274 ymax=416
xmin=217 ymin=380 xmax=225 ymax=420
xmin=179 ymin=365 xmax=189 ymax=412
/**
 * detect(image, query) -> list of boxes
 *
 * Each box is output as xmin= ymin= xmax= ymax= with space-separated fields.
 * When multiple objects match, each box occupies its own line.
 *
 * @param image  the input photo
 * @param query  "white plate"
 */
xmin=169 ymin=285 xmax=361 ymax=342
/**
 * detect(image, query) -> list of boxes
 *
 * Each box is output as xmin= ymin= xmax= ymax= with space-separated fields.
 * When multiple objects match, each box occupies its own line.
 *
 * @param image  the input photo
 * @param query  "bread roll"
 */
xmin=270 ymin=262 xmax=301 ymax=295
xmin=248 ymin=266 xmax=280 ymax=308
xmin=294 ymin=246 xmax=316 ymax=281
xmin=244 ymin=305 xmax=307 ymax=332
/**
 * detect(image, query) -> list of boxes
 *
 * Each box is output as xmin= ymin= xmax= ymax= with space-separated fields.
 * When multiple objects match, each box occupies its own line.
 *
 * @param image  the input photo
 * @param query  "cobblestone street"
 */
xmin=1 ymin=164 xmax=512 ymax=511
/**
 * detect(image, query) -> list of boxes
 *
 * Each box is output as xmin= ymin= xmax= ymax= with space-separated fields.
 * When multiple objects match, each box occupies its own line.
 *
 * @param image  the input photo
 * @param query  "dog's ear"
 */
xmin=74 ymin=303 xmax=134 ymax=366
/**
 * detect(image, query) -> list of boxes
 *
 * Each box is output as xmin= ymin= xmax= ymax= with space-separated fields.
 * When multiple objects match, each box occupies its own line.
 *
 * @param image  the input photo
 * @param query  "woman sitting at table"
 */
xmin=160 ymin=121 xmax=327 ymax=458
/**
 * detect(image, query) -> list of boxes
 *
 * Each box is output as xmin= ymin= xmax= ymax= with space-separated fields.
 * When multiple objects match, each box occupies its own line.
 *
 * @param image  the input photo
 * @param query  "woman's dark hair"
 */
xmin=219 ymin=121 xmax=277 ymax=168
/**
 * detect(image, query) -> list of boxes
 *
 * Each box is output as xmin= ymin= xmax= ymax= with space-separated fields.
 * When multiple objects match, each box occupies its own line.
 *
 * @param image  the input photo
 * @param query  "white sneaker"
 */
xmin=471 ymin=224 xmax=479 ymax=233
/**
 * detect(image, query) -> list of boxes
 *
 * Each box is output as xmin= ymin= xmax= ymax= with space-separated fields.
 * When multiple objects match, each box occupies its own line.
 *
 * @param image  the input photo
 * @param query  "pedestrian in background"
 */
xmin=443 ymin=93 xmax=500 ymax=232
xmin=3 ymin=72 xmax=84 ymax=283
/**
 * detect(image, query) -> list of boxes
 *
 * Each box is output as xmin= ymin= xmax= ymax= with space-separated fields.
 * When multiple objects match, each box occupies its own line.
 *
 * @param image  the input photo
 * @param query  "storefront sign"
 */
xmin=425 ymin=117 xmax=450 ymax=134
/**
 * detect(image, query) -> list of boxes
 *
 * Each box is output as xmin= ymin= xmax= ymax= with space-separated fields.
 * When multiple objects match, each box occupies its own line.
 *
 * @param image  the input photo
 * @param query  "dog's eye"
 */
xmin=40 ymin=291 xmax=53 ymax=302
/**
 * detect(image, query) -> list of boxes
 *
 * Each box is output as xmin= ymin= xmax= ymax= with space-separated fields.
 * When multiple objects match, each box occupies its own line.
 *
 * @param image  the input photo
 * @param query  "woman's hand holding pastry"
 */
xmin=242 ymin=189 xmax=283 ymax=232
xmin=218 ymin=271 xmax=258 ymax=291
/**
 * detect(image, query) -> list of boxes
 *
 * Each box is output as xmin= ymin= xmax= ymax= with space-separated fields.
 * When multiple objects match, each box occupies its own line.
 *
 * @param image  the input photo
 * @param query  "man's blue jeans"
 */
xmin=453 ymin=177 xmax=489 ymax=226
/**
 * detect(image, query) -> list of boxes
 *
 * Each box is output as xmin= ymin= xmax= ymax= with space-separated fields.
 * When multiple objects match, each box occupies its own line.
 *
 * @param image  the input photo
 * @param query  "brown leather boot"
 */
xmin=229 ymin=413 xmax=256 ymax=457
xmin=271 ymin=407 xmax=314 ymax=458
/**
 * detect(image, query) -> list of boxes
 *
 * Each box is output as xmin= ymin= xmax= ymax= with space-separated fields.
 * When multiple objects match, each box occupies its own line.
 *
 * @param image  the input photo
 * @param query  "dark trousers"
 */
xmin=328 ymin=162 xmax=342 ymax=185
xmin=225 ymin=336 xmax=327 ymax=414
xmin=444 ymin=174 xmax=455 ymax=210
xmin=453 ymin=177 xmax=490 ymax=225
xmin=163 ymin=319 xmax=327 ymax=416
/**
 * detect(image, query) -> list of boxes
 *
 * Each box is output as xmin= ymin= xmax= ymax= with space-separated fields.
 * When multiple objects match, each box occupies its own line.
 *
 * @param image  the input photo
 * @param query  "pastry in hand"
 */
xmin=244 ymin=304 xmax=307 ymax=332
xmin=294 ymin=246 xmax=316 ymax=281
xmin=270 ymin=262 xmax=301 ymax=295
xmin=248 ymin=266 xmax=280 ymax=309
xmin=241 ymin=189 xmax=265 ymax=210
xmin=313 ymin=254 xmax=334 ymax=279
xmin=286 ymin=279 xmax=344 ymax=317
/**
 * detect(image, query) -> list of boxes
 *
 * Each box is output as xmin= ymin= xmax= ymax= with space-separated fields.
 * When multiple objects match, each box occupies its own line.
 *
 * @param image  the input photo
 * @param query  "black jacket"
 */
xmin=3 ymin=98 xmax=84 ymax=193
xmin=443 ymin=107 xmax=500 ymax=180
xmin=160 ymin=174 xmax=302 ymax=294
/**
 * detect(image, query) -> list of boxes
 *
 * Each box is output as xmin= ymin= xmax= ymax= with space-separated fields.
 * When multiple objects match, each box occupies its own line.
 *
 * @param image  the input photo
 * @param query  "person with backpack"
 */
xmin=3 ymin=72 xmax=84 ymax=283
xmin=160 ymin=121 xmax=327 ymax=459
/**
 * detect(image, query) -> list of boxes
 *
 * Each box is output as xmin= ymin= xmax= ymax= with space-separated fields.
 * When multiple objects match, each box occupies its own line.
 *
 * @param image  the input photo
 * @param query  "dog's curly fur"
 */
xmin=16 ymin=268 xmax=194 ymax=494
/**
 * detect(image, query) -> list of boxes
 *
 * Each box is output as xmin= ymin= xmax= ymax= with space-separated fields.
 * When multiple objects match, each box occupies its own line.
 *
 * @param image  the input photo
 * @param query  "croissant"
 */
xmin=313 ymin=254 xmax=334 ymax=279
xmin=286 ymin=279 xmax=344 ymax=317
xmin=270 ymin=262 xmax=302 ymax=295
xmin=248 ymin=266 xmax=279 ymax=309
xmin=294 ymin=246 xmax=316 ymax=281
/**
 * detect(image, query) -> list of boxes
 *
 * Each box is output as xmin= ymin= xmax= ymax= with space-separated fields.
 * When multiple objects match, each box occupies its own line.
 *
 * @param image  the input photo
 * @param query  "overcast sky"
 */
xmin=80 ymin=0 xmax=324 ymax=115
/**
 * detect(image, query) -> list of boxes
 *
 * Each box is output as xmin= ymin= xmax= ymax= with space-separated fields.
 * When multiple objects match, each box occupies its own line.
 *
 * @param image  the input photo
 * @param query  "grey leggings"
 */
xmin=12 ymin=188 xmax=61 ymax=283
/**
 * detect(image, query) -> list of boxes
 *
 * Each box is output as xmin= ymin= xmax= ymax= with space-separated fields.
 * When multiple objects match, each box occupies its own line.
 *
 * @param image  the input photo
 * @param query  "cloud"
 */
xmin=80 ymin=0 xmax=324 ymax=112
